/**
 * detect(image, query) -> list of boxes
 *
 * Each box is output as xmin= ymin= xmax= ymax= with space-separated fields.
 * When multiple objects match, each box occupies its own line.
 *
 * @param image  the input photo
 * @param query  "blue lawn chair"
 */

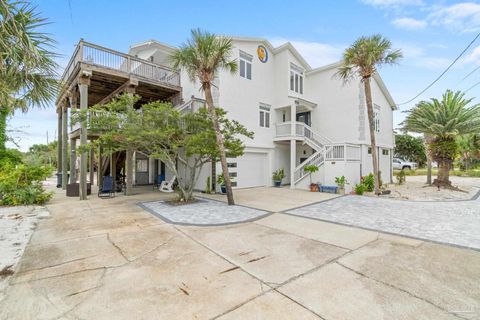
xmin=98 ymin=176 xmax=115 ymax=198
xmin=153 ymin=174 xmax=165 ymax=190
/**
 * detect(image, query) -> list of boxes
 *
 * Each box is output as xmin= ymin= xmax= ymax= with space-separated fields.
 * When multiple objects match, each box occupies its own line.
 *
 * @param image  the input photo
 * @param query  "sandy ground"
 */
xmin=371 ymin=175 xmax=480 ymax=201
xmin=0 ymin=206 xmax=49 ymax=302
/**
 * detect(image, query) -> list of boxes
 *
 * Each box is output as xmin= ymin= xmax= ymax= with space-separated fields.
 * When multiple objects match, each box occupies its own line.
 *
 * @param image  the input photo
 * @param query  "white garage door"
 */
xmin=235 ymin=153 xmax=267 ymax=188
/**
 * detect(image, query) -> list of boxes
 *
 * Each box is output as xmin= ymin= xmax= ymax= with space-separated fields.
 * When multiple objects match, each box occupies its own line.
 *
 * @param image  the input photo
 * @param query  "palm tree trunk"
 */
xmin=203 ymin=84 xmax=235 ymax=205
xmin=0 ymin=107 xmax=8 ymax=151
xmin=424 ymin=134 xmax=432 ymax=185
xmin=435 ymin=160 xmax=451 ymax=186
xmin=364 ymin=78 xmax=381 ymax=195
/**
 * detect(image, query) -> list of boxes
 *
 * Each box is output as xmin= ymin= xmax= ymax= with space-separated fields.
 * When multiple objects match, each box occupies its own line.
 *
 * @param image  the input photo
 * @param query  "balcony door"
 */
xmin=296 ymin=112 xmax=311 ymax=126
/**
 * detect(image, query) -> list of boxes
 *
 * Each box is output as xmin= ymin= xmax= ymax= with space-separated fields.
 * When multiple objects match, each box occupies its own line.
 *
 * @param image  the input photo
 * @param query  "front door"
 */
xmin=296 ymin=112 xmax=311 ymax=126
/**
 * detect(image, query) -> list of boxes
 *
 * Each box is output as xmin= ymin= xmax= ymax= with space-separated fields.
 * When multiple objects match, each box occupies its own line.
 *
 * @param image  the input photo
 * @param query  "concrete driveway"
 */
xmin=1 ymin=186 xmax=479 ymax=319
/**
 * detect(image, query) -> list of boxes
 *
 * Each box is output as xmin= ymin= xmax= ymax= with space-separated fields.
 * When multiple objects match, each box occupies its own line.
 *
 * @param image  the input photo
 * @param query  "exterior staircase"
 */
xmin=293 ymin=123 xmax=333 ymax=185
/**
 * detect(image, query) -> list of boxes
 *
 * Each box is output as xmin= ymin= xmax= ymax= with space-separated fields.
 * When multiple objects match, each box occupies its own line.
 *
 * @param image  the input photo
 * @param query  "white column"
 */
xmin=79 ymin=82 xmax=88 ymax=200
xmin=290 ymin=139 xmax=296 ymax=189
xmin=290 ymin=104 xmax=296 ymax=137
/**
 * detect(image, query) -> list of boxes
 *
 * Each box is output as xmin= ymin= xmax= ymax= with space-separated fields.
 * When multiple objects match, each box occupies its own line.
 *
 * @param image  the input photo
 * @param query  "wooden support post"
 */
xmin=78 ymin=72 xmax=91 ymax=200
xmin=98 ymin=146 xmax=102 ymax=187
xmin=125 ymin=149 xmax=133 ymax=195
xmin=89 ymin=145 xmax=94 ymax=184
xmin=56 ymin=109 xmax=62 ymax=187
xmin=70 ymin=138 xmax=77 ymax=183
xmin=61 ymin=103 xmax=68 ymax=189
xmin=124 ymin=84 xmax=136 ymax=196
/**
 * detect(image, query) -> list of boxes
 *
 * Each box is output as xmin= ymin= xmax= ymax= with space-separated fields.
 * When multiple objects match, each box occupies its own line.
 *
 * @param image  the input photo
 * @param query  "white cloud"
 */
xmin=429 ymin=2 xmax=480 ymax=32
xmin=464 ymin=45 xmax=480 ymax=65
xmin=269 ymin=38 xmax=344 ymax=68
xmin=392 ymin=17 xmax=427 ymax=30
xmin=361 ymin=0 xmax=423 ymax=8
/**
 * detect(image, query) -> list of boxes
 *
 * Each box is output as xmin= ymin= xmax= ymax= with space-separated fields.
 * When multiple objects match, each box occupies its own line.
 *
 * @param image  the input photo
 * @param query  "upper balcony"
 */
xmin=58 ymin=40 xmax=182 ymax=107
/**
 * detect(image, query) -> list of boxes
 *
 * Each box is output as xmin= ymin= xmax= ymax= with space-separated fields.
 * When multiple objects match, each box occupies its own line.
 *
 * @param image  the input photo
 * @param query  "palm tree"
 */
xmin=336 ymin=35 xmax=402 ymax=195
xmin=404 ymin=90 xmax=480 ymax=186
xmin=0 ymin=0 xmax=58 ymax=151
xmin=171 ymin=29 xmax=237 ymax=205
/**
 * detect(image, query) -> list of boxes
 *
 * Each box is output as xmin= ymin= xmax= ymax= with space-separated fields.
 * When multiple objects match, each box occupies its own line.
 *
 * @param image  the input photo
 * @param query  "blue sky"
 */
xmin=8 ymin=0 xmax=480 ymax=150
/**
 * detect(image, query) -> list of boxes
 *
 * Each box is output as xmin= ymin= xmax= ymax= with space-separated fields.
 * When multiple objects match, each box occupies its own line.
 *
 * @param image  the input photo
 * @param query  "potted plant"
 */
xmin=217 ymin=174 xmax=226 ymax=194
xmin=272 ymin=169 xmax=285 ymax=187
xmin=354 ymin=183 xmax=366 ymax=195
xmin=335 ymin=175 xmax=348 ymax=194
xmin=303 ymin=164 xmax=319 ymax=192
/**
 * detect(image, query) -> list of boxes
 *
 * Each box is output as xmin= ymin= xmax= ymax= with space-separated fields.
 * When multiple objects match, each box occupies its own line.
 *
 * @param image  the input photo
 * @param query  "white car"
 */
xmin=393 ymin=158 xmax=417 ymax=170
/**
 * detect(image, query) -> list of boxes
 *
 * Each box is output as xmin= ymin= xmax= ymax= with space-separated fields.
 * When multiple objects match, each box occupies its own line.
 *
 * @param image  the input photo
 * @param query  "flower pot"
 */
xmin=310 ymin=184 xmax=318 ymax=192
xmin=273 ymin=180 xmax=282 ymax=187
xmin=381 ymin=190 xmax=391 ymax=195
xmin=220 ymin=185 xmax=226 ymax=194
xmin=338 ymin=187 xmax=345 ymax=195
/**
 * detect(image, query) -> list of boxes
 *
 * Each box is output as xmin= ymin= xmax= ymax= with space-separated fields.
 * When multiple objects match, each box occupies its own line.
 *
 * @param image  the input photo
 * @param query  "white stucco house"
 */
xmin=128 ymin=36 xmax=396 ymax=193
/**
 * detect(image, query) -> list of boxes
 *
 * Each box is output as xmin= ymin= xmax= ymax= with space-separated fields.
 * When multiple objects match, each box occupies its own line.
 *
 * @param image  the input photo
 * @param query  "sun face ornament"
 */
xmin=257 ymin=45 xmax=268 ymax=63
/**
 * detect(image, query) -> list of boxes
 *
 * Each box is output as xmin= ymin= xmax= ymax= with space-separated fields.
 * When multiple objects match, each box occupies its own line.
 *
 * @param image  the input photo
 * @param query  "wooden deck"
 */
xmin=57 ymin=40 xmax=182 ymax=109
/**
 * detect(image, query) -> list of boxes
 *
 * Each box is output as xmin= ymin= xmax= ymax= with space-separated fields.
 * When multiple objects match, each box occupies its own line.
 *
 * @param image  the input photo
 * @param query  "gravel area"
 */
xmin=0 ymin=206 xmax=49 ymax=301
xmin=286 ymin=195 xmax=480 ymax=250
xmin=140 ymin=198 xmax=271 ymax=226
xmin=373 ymin=176 xmax=480 ymax=201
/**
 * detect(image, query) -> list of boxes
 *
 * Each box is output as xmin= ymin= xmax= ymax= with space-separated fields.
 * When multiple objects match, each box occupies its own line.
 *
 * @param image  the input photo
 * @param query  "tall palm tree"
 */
xmin=404 ymin=90 xmax=480 ymax=186
xmin=336 ymin=35 xmax=402 ymax=195
xmin=171 ymin=29 xmax=237 ymax=205
xmin=0 ymin=0 xmax=58 ymax=151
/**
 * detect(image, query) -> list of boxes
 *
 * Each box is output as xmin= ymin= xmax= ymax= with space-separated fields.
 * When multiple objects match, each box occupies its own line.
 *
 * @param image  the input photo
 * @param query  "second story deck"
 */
xmin=58 ymin=40 xmax=182 ymax=109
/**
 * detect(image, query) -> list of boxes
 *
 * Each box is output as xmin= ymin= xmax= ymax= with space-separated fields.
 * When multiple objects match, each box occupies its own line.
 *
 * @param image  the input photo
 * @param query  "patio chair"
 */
xmin=159 ymin=175 xmax=176 ymax=193
xmin=153 ymin=174 xmax=165 ymax=190
xmin=98 ymin=176 xmax=115 ymax=198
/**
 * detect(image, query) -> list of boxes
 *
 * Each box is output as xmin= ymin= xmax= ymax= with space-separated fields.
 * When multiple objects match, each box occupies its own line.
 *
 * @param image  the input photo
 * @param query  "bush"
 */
xmin=354 ymin=183 xmax=366 ymax=195
xmin=0 ymin=163 xmax=53 ymax=206
xmin=361 ymin=173 xmax=375 ymax=192
xmin=396 ymin=169 xmax=406 ymax=185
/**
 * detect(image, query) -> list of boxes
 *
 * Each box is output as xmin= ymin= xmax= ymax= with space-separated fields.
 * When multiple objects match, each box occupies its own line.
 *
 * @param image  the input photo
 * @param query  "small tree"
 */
xmin=403 ymin=90 xmax=480 ymax=186
xmin=79 ymin=95 xmax=253 ymax=201
xmin=303 ymin=164 xmax=319 ymax=185
xmin=394 ymin=134 xmax=426 ymax=167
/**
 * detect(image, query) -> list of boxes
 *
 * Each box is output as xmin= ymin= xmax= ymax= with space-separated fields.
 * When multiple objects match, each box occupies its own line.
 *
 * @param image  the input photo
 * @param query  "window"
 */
xmin=374 ymin=104 xmax=380 ymax=133
xmin=368 ymin=147 xmax=372 ymax=154
xmin=259 ymin=103 xmax=271 ymax=128
xmin=382 ymin=149 xmax=389 ymax=155
xmin=290 ymin=63 xmax=304 ymax=94
xmin=136 ymin=159 xmax=148 ymax=172
xmin=239 ymin=50 xmax=252 ymax=80
xmin=229 ymin=172 xmax=237 ymax=178
xmin=227 ymin=162 xmax=237 ymax=168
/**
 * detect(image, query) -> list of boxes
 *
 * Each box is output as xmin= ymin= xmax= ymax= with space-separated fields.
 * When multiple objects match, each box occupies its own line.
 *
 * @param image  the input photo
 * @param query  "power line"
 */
xmin=455 ymin=64 xmax=480 ymax=87
xmin=465 ymin=79 xmax=480 ymax=93
xmin=397 ymin=31 xmax=480 ymax=107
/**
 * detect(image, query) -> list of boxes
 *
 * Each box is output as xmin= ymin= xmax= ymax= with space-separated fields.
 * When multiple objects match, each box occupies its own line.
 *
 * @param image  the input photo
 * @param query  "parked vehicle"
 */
xmin=393 ymin=158 xmax=417 ymax=170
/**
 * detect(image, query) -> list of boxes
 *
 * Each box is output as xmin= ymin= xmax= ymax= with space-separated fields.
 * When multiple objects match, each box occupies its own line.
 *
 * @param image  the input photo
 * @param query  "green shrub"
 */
xmin=354 ymin=183 xmax=366 ymax=195
xmin=396 ymin=169 xmax=406 ymax=185
xmin=0 ymin=163 xmax=53 ymax=206
xmin=361 ymin=173 xmax=375 ymax=192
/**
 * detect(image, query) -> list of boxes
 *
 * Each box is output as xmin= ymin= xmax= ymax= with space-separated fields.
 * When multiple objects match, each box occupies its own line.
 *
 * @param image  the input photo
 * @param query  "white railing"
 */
xmin=275 ymin=121 xmax=332 ymax=149
xmin=176 ymin=97 xmax=206 ymax=113
xmin=325 ymin=143 xmax=361 ymax=161
xmin=275 ymin=122 xmax=291 ymax=136
xmin=61 ymin=40 xmax=180 ymax=88
xmin=293 ymin=143 xmax=361 ymax=184
xmin=293 ymin=148 xmax=325 ymax=183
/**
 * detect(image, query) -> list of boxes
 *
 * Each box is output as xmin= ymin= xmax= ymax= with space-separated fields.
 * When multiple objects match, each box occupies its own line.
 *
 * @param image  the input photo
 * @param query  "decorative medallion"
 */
xmin=257 ymin=45 xmax=268 ymax=63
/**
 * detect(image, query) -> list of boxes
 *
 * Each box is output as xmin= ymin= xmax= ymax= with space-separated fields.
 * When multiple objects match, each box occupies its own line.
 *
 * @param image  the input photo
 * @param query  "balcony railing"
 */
xmin=61 ymin=40 xmax=180 ymax=88
xmin=275 ymin=121 xmax=332 ymax=146
xmin=325 ymin=143 xmax=361 ymax=161
xmin=176 ymin=97 xmax=207 ymax=113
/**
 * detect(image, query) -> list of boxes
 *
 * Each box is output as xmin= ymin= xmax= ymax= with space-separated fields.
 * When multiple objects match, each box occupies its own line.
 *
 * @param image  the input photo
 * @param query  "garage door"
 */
xmin=234 ymin=153 xmax=267 ymax=188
